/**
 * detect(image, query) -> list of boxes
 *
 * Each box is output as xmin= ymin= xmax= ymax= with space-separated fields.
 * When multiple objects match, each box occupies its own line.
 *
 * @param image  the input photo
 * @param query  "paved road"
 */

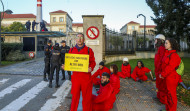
xmin=0 ymin=58 xmax=189 ymax=111
xmin=0 ymin=74 xmax=71 ymax=111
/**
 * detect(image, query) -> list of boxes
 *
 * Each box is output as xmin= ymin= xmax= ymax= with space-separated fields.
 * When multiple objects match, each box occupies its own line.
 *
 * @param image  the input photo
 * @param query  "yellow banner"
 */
xmin=64 ymin=53 xmax=89 ymax=72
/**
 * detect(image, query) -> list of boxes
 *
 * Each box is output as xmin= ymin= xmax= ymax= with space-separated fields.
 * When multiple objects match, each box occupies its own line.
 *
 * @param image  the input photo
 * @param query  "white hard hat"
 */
xmin=123 ymin=57 xmax=128 ymax=62
xmin=155 ymin=34 xmax=165 ymax=40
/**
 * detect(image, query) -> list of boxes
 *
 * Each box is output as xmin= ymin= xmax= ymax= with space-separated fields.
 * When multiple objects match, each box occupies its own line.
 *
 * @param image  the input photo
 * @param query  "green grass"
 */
xmin=0 ymin=59 xmax=31 ymax=67
xmin=106 ymin=57 xmax=190 ymax=106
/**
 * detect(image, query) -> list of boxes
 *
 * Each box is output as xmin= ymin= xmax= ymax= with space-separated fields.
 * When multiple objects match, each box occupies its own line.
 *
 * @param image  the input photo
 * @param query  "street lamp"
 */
xmin=0 ymin=0 xmax=13 ymax=65
xmin=137 ymin=14 xmax=146 ymax=50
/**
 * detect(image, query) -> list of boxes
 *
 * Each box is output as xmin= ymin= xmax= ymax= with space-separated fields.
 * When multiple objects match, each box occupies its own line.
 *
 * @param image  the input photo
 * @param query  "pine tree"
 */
xmin=146 ymin=0 xmax=190 ymax=44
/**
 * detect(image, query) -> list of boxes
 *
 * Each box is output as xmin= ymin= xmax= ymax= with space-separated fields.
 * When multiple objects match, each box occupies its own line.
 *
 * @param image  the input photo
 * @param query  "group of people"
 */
xmin=25 ymin=20 xmax=47 ymax=31
xmin=43 ymin=33 xmax=189 ymax=111
xmin=43 ymin=40 xmax=71 ymax=88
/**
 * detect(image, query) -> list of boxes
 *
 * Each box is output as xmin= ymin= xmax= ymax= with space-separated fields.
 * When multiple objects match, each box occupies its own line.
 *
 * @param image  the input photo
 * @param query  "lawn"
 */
xmin=0 ymin=59 xmax=31 ymax=67
xmin=106 ymin=57 xmax=190 ymax=106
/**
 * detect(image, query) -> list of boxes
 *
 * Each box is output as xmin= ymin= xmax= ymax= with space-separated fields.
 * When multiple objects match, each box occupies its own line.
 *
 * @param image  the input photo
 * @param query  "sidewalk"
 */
xmin=115 ymin=78 xmax=190 ymax=111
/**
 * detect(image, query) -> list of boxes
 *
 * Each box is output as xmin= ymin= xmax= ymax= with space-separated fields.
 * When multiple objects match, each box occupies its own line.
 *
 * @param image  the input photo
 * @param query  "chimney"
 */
xmin=36 ymin=0 xmax=42 ymax=31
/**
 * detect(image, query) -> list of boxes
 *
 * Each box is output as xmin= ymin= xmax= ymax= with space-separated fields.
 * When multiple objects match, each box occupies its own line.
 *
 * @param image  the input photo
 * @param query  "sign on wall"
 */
xmin=86 ymin=26 xmax=99 ymax=39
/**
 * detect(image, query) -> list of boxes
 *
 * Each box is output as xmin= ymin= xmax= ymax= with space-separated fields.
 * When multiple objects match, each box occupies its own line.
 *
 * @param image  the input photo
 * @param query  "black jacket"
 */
xmin=60 ymin=45 xmax=70 ymax=64
xmin=50 ymin=48 xmax=61 ymax=64
xmin=44 ymin=45 xmax=52 ymax=59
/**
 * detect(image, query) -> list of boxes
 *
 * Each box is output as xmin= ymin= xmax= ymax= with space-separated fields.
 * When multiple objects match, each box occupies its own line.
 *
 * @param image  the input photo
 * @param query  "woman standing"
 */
xmin=160 ymin=38 xmax=181 ymax=111
xmin=154 ymin=34 xmax=166 ymax=103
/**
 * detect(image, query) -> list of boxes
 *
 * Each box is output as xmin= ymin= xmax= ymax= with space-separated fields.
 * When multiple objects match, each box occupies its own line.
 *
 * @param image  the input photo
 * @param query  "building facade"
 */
xmin=49 ymin=10 xmax=73 ymax=33
xmin=120 ymin=21 xmax=156 ymax=35
xmin=72 ymin=23 xmax=83 ymax=33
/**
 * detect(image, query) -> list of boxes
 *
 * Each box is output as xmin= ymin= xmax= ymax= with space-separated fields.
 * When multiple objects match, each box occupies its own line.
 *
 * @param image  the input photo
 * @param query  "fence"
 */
xmin=105 ymin=28 xmax=135 ymax=55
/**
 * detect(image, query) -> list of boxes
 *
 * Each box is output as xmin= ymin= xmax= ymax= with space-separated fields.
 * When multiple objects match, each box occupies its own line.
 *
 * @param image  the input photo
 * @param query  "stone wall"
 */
xmin=105 ymin=51 xmax=190 ymax=64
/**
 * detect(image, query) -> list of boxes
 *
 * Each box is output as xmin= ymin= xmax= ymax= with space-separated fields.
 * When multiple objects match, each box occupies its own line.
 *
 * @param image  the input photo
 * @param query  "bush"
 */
xmin=1 ymin=43 xmax=24 ymax=60
xmin=6 ymin=50 xmax=26 ymax=61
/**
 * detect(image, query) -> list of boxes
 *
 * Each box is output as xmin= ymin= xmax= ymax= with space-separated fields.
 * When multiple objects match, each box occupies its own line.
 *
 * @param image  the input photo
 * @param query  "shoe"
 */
xmin=55 ymin=84 xmax=60 ymax=88
xmin=43 ymin=78 xmax=48 ymax=82
xmin=49 ymin=84 xmax=52 ymax=88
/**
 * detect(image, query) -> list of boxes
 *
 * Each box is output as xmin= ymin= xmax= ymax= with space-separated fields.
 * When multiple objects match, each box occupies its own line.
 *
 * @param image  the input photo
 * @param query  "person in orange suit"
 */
xmin=62 ymin=33 xmax=96 ymax=111
xmin=131 ymin=61 xmax=152 ymax=83
xmin=92 ymin=72 xmax=116 ymax=111
xmin=119 ymin=57 xmax=131 ymax=78
xmin=110 ymin=64 xmax=120 ymax=94
xmin=159 ymin=38 xmax=183 ymax=111
xmin=92 ymin=61 xmax=111 ymax=85
xmin=154 ymin=34 xmax=166 ymax=103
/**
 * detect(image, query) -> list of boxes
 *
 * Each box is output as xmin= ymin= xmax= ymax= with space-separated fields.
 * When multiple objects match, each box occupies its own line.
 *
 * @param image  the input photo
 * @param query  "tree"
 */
xmin=109 ymin=36 xmax=124 ymax=50
xmin=1 ymin=26 xmax=9 ymax=32
xmin=146 ymin=0 xmax=190 ymax=44
xmin=8 ymin=22 xmax=27 ymax=32
xmin=137 ymin=36 xmax=149 ymax=48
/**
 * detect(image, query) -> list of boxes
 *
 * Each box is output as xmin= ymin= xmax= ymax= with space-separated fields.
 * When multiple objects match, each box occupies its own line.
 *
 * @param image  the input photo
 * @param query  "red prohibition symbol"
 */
xmin=86 ymin=26 xmax=100 ymax=39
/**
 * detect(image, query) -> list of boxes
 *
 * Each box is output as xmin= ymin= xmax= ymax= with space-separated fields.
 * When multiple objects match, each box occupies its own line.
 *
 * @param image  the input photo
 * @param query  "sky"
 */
xmin=2 ymin=0 xmax=155 ymax=31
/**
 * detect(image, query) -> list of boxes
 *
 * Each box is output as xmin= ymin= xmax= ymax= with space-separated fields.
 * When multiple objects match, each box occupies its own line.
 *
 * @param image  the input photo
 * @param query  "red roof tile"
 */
xmin=50 ymin=10 xmax=67 ymax=13
xmin=2 ymin=13 xmax=36 ymax=19
xmin=127 ymin=21 xmax=140 ymax=24
xmin=140 ymin=25 xmax=156 ymax=28
xmin=72 ymin=23 xmax=83 ymax=27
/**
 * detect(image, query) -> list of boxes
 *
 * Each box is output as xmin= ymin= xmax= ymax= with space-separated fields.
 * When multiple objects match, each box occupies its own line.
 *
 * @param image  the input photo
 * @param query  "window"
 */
xmin=53 ymin=17 xmax=56 ymax=22
xmin=59 ymin=29 xmax=64 ymax=32
xmin=59 ymin=17 xmax=64 ymax=22
xmin=132 ymin=26 xmax=135 ymax=30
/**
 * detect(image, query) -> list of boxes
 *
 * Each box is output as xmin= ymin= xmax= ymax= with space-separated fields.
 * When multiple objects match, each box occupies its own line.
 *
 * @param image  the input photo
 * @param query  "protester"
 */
xmin=159 ymin=38 xmax=183 ymax=111
xmin=92 ymin=61 xmax=111 ymax=85
xmin=110 ymin=64 xmax=120 ymax=94
xmin=131 ymin=61 xmax=152 ymax=83
xmin=62 ymin=33 xmax=96 ymax=111
xmin=92 ymin=72 xmax=116 ymax=111
xmin=119 ymin=57 xmax=131 ymax=78
xmin=154 ymin=34 xmax=166 ymax=102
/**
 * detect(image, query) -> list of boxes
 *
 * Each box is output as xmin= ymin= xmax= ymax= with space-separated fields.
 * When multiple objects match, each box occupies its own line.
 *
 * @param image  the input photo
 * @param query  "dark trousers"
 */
xmin=44 ymin=58 xmax=50 ymax=79
xmin=62 ymin=70 xmax=71 ymax=80
xmin=50 ymin=63 xmax=60 ymax=84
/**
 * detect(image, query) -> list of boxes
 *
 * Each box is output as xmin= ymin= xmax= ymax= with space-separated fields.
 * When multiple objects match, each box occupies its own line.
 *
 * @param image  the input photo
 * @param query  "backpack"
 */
xmin=168 ymin=53 xmax=184 ymax=76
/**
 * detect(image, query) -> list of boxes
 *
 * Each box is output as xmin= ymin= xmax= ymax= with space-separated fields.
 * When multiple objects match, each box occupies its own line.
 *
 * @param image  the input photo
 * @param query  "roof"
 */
xmin=2 ymin=13 xmax=36 ymax=19
xmin=50 ymin=10 xmax=73 ymax=21
xmin=50 ymin=10 xmax=67 ymax=13
xmin=72 ymin=23 xmax=83 ymax=27
xmin=127 ymin=21 xmax=140 ymax=24
xmin=1 ymin=31 xmax=66 ymax=37
xmin=140 ymin=25 xmax=156 ymax=28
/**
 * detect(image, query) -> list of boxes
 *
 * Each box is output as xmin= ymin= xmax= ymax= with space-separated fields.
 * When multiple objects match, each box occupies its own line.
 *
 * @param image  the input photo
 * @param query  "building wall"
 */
xmin=50 ymin=13 xmax=72 ymax=33
xmin=1 ymin=18 xmax=36 ymax=31
xmin=72 ymin=26 xmax=83 ymax=33
xmin=127 ymin=23 xmax=140 ymax=34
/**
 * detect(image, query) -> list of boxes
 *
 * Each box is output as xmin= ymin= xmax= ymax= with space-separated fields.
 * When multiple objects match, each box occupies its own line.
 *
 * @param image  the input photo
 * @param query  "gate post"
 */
xmin=82 ymin=15 xmax=104 ymax=73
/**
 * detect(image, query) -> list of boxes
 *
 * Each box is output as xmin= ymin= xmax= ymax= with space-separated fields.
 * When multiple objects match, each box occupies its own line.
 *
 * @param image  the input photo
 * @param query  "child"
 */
xmin=131 ymin=61 xmax=152 ymax=83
